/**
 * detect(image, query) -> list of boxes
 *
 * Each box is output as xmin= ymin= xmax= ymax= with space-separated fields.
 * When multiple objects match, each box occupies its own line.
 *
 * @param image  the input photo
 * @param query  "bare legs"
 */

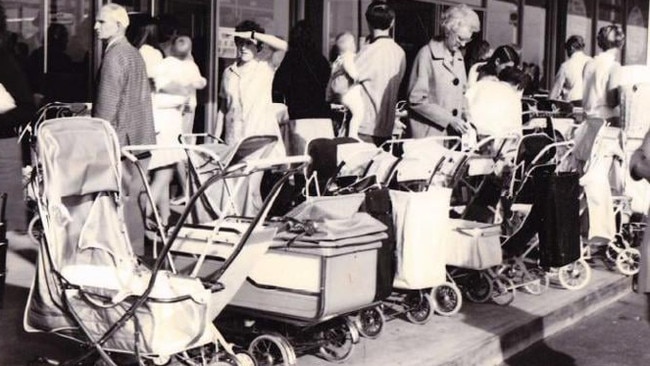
xmin=148 ymin=165 xmax=175 ymax=227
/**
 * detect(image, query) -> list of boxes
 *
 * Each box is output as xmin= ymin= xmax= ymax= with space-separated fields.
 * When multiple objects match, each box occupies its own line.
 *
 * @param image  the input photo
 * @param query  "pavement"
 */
xmin=0 ymin=231 xmax=636 ymax=366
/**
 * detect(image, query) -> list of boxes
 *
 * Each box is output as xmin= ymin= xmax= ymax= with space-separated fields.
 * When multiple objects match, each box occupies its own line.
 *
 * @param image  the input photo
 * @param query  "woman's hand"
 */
xmin=234 ymin=31 xmax=254 ymax=41
xmin=449 ymin=117 xmax=469 ymax=134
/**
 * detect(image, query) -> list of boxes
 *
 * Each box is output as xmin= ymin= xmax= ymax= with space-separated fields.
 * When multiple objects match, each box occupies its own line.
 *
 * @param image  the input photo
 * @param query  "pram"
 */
xmin=169 ymin=135 xmax=381 ymax=364
xmin=23 ymin=116 xmax=298 ymax=365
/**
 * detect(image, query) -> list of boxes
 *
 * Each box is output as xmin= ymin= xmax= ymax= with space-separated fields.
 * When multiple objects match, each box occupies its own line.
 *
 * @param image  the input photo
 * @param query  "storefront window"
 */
xmin=5 ymin=0 xmax=93 ymax=103
xmin=484 ymin=0 xmax=518 ymax=51
xmin=566 ymin=0 xmax=593 ymax=56
xmin=522 ymin=0 xmax=546 ymax=86
xmin=625 ymin=0 xmax=648 ymax=65
xmin=324 ymin=0 xmax=359 ymax=57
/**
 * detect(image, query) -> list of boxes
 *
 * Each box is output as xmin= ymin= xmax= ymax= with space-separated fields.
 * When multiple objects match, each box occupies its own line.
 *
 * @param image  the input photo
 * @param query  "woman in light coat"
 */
xmin=407 ymin=4 xmax=480 ymax=138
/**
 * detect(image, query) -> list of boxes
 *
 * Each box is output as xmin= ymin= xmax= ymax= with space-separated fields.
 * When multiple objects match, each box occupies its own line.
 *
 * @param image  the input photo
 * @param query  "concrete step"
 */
xmin=300 ymin=268 xmax=631 ymax=366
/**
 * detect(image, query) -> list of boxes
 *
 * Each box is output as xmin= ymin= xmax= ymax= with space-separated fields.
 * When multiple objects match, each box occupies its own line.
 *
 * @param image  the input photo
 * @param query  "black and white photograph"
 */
xmin=1 ymin=1 xmax=650 ymax=365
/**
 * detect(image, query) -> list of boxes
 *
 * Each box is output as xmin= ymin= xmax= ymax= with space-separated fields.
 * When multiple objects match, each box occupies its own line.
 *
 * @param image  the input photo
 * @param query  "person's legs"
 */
xmin=149 ymin=166 xmax=174 ymax=226
xmin=342 ymin=86 xmax=364 ymax=140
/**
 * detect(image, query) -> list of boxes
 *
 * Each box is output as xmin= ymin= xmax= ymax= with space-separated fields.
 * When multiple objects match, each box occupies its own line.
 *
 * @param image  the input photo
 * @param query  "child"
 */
xmin=327 ymin=32 xmax=364 ymax=140
xmin=146 ymin=36 xmax=207 ymax=227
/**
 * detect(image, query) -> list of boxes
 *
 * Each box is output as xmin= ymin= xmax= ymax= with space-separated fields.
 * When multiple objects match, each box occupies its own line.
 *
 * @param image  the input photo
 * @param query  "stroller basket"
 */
xmin=446 ymin=219 xmax=502 ymax=270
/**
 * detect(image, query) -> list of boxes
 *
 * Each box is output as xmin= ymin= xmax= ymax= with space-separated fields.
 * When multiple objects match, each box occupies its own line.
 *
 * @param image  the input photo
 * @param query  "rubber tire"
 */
xmin=463 ymin=271 xmax=494 ymax=303
xmin=522 ymin=267 xmax=549 ymax=295
xmin=248 ymin=334 xmax=297 ymax=366
xmin=405 ymin=292 xmax=435 ymax=324
xmin=433 ymin=283 xmax=463 ymax=316
xmin=491 ymin=275 xmax=516 ymax=306
xmin=317 ymin=319 xmax=358 ymax=363
xmin=616 ymin=248 xmax=641 ymax=276
xmin=356 ymin=307 xmax=385 ymax=339
xmin=28 ymin=215 xmax=43 ymax=245
xmin=558 ymin=259 xmax=592 ymax=290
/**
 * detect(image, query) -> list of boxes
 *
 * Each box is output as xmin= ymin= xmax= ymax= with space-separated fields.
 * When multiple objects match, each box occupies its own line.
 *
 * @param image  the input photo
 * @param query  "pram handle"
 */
xmin=178 ymin=133 xmax=224 ymax=144
xmin=227 ymin=155 xmax=312 ymax=175
xmin=454 ymin=224 xmax=500 ymax=237
xmin=381 ymin=136 xmax=463 ymax=151
xmin=121 ymin=144 xmax=223 ymax=165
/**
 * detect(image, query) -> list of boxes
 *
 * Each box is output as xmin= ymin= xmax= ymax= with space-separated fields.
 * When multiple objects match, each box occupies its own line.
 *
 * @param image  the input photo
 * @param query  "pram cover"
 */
xmin=446 ymin=220 xmax=502 ymax=270
xmin=24 ymin=118 xmax=214 ymax=357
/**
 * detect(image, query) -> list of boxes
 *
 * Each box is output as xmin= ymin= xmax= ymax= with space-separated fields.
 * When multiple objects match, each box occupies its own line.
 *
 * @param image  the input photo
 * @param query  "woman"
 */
xmin=273 ymin=20 xmax=332 ymax=155
xmin=468 ymin=45 xmax=520 ymax=88
xmin=216 ymin=20 xmax=287 ymax=157
xmin=407 ymin=4 xmax=480 ymax=138
xmin=582 ymin=24 xmax=625 ymax=125
xmin=0 ymin=2 xmax=34 ymax=231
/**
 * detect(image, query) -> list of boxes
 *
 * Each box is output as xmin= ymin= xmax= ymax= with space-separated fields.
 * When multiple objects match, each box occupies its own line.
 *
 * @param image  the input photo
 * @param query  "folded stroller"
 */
xmin=23 ymin=117 xmax=292 ymax=365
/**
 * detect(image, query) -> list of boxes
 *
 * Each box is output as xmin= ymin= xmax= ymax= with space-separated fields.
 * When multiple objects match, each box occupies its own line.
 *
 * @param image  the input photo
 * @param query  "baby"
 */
xmin=152 ymin=36 xmax=207 ymax=106
xmin=328 ymin=32 xmax=364 ymax=140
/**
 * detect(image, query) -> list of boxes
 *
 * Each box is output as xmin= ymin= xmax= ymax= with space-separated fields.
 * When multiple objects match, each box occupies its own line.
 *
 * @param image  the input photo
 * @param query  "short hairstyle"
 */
xmin=498 ymin=66 xmax=530 ymax=91
xmin=365 ymin=1 xmax=396 ymax=31
xmin=442 ymin=4 xmax=480 ymax=36
xmin=102 ymin=3 xmax=130 ymax=29
xmin=235 ymin=20 xmax=265 ymax=34
xmin=565 ymin=35 xmax=585 ymax=54
xmin=597 ymin=24 xmax=625 ymax=51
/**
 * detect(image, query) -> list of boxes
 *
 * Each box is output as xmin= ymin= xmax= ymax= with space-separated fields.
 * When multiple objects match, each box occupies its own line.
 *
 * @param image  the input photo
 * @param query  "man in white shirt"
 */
xmin=582 ymin=25 xmax=625 ymax=124
xmin=549 ymin=35 xmax=591 ymax=105
xmin=354 ymin=1 xmax=406 ymax=146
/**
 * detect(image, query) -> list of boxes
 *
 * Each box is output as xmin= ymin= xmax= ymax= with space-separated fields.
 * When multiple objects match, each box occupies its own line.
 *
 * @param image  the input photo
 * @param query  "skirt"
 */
xmin=149 ymin=107 xmax=185 ymax=170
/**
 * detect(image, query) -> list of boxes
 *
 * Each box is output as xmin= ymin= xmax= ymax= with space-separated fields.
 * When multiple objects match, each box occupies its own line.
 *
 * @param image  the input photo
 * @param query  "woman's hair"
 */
xmin=565 ymin=35 xmax=585 ymax=55
xmin=132 ymin=18 xmax=160 ymax=50
xmin=365 ymin=1 xmax=395 ymax=31
xmin=477 ymin=45 xmax=520 ymax=78
xmin=597 ymin=24 xmax=625 ymax=51
xmin=441 ymin=4 xmax=480 ymax=36
xmin=235 ymin=20 xmax=265 ymax=35
xmin=289 ymin=20 xmax=317 ymax=53
xmin=498 ymin=66 xmax=530 ymax=91
xmin=329 ymin=31 xmax=354 ymax=62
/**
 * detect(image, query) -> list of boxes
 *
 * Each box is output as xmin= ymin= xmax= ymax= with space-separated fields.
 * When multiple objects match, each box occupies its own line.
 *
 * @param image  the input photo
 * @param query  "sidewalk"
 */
xmin=0 ymin=231 xmax=632 ymax=366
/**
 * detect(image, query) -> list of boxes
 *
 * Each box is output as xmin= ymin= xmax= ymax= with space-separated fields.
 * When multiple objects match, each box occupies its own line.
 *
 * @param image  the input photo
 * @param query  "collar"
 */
xmin=428 ymin=39 xmax=464 ymax=75
xmin=227 ymin=59 xmax=261 ymax=77
xmin=368 ymin=35 xmax=392 ymax=44
xmin=596 ymin=49 xmax=617 ymax=62
xmin=106 ymin=35 xmax=125 ymax=52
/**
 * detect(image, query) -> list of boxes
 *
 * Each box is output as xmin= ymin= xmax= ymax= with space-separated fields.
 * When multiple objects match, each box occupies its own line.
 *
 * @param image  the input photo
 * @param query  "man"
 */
xmin=549 ymin=35 xmax=591 ymax=105
xmin=354 ymin=0 xmax=406 ymax=146
xmin=93 ymin=4 xmax=155 ymax=255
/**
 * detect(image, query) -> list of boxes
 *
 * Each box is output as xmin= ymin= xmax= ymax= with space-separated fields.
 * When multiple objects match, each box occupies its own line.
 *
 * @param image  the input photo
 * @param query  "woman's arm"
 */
xmin=342 ymin=53 xmax=359 ymax=81
xmin=235 ymin=31 xmax=288 ymax=52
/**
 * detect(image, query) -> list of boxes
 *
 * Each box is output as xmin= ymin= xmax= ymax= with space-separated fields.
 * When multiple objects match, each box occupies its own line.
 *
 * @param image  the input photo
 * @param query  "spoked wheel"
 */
xmin=248 ymin=334 xmax=296 ymax=366
xmin=404 ymin=291 xmax=435 ymax=324
xmin=463 ymin=271 xmax=494 ymax=303
xmin=616 ymin=248 xmax=641 ymax=276
xmin=356 ymin=306 xmax=385 ymax=339
xmin=606 ymin=238 xmax=627 ymax=262
xmin=433 ymin=283 xmax=462 ymax=316
xmin=231 ymin=351 xmax=258 ymax=366
xmin=28 ymin=215 xmax=43 ymax=245
xmin=317 ymin=319 xmax=359 ymax=363
xmin=558 ymin=259 xmax=592 ymax=290
xmin=522 ymin=267 xmax=549 ymax=295
xmin=491 ymin=275 xmax=515 ymax=306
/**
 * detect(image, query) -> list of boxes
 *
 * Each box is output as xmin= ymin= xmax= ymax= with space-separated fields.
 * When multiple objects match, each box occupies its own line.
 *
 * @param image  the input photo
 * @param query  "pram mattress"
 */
xmin=445 ymin=219 xmax=502 ymax=270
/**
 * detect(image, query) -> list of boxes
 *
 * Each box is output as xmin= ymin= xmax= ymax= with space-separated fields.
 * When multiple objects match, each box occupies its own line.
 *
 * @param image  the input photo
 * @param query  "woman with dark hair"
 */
xmin=130 ymin=17 xmax=163 ymax=77
xmin=216 ymin=20 xmax=287 ymax=154
xmin=0 ymin=1 xmax=35 ymax=231
xmin=272 ymin=20 xmax=332 ymax=155
xmin=550 ymin=35 xmax=591 ymax=104
xmin=582 ymin=24 xmax=626 ymax=124
xmin=468 ymin=44 xmax=520 ymax=88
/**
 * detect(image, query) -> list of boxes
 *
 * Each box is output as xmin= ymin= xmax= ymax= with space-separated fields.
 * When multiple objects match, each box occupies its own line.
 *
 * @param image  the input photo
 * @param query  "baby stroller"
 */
xmin=23 ymin=117 xmax=292 ymax=365
xmin=171 ymin=135 xmax=381 ymax=364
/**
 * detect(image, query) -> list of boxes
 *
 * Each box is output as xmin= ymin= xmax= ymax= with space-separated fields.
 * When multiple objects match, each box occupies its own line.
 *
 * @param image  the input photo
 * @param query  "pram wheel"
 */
xmin=558 ymin=259 xmax=592 ymax=290
xmin=463 ymin=271 xmax=494 ymax=303
xmin=522 ymin=267 xmax=549 ymax=295
xmin=433 ymin=283 xmax=462 ymax=316
xmin=28 ymin=214 xmax=43 ymax=245
xmin=404 ymin=292 xmax=435 ymax=324
xmin=231 ymin=351 xmax=258 ymax=366
xmin=317 ymin=319 xmax=359 ymax=363
xmin=355 ymin=306 xmax=385 ymax=339
xmin=606 ymin=237 xmax=628 ymax=263
xmin=616 ymin=248 xmax=641 ymax=276
xmin=491 ymin=275 xmax=515 ymax=306
xmin=248 ymin=334 xmax=297 ymax=366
